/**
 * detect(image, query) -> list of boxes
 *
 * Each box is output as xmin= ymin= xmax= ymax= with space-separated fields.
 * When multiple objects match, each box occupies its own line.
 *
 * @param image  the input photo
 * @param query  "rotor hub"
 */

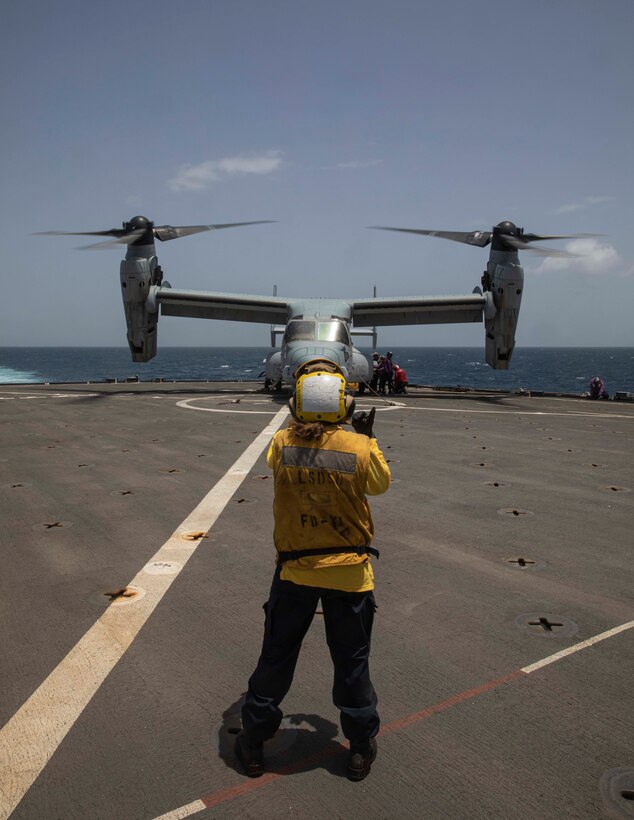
xmin=124 ymin=215 xmax=153 ymax=231
xmin=492 ymin=221 xmax=523 ymax=251
xmin=493 ymin=221 xmax=521 ymax=237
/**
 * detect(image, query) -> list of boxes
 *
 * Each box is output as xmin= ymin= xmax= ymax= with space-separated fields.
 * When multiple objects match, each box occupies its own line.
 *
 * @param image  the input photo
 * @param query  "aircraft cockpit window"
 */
xmin=317 ymin=322 xmax=349 ymax=344
xmin=283 ymin=320 xmax=349 ymax=345
xmin=283 ymin=321 xmax=315 ymax=343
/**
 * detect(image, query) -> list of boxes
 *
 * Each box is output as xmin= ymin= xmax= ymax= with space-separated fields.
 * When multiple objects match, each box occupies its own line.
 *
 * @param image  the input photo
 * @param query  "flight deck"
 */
xmin=1 ymin=382 xmax=633 ymax=819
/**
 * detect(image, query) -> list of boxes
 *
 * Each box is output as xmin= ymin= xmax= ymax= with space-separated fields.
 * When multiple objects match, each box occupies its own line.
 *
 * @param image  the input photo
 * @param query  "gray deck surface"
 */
xmin=1 ymin=382 xmax=633 ymax=819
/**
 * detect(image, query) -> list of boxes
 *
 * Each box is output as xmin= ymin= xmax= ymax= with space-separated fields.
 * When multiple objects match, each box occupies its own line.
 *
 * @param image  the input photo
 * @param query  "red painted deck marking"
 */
xmin=379 ymin=668 xmax=526 ymax=735
xmin=186 ymin=669 xmax=527 ymax=814
xmin=155 ymin=621 xmax=634 ymax=818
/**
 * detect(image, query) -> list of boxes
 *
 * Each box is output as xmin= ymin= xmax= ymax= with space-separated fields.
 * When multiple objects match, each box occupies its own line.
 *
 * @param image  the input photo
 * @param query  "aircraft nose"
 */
xmin=283 ymin=348 xmax=349 ymax=381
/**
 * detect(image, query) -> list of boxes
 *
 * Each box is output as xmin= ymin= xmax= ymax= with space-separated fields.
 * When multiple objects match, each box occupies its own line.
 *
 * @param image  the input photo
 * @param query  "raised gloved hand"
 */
xmin=351 ymin=407 xmax=376 ymax=438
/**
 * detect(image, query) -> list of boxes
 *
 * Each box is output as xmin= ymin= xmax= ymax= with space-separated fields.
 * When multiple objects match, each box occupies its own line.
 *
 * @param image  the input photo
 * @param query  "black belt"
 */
xmin=277 ymin=546 xmax=379 ymax=563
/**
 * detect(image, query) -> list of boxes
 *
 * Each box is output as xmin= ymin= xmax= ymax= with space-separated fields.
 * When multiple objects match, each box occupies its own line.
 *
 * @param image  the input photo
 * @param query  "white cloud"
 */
xmin=533 ymin=238 xmax=633 ymax=277
xmin=555 ymin=195 xmax=614 ymax=214
xmin=169 ymin=150 xmax=283 ymax=192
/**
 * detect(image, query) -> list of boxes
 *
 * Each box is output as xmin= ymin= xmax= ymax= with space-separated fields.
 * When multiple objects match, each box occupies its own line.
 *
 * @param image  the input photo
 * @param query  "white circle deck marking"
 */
xmin=143 ymin=561 xmax=183 ymax=575
xmin=177 ymin=396 xmax=403 ymax=415
xmin=177 ymin=397 xmax=279 ymax=414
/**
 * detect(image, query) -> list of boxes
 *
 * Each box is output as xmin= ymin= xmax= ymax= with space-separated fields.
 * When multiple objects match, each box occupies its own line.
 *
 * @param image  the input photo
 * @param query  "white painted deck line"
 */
xmin=0 ymin=407 xmax=289 ymax=820
xmin=521 ymin=619 xmax=634 ymax=674
xmin=407 ymin=406 xmax=634 ymax=419
xmin=154 ymin=800 xmax=208 ymax=820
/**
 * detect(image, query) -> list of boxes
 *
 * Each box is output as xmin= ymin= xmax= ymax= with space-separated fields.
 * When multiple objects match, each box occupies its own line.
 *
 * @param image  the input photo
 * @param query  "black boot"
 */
xmin=347 ymin=737 xmax=377 ymax=782
xmin=235 ymin=731 xmax=264 ymax=778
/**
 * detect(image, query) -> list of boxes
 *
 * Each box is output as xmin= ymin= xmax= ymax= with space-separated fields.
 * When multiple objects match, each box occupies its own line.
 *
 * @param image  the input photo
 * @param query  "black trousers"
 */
xmin=242 ymin=566 xmax=379 ymax=744
xmin=379 ymin=375 xmax=394 ymax=395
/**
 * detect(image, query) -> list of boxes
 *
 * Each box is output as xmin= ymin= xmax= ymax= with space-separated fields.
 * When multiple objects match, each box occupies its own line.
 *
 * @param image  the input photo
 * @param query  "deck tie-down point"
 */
xmin=528 ymin=617 xmax=562 ymax=632
xmin=505 ymin=556 xmax=546 ymax=571
xmin=104 ymin=587 xmax=138 ymax=602
xmin=515 ymin=613 xmax=578 ymax=637
xmin=33 ymin=520 xmax=73 ymax=532
xmin=600 ymin=768 xmax=634 ymax=815
xmin=182 ymin=531 xmax=208 ymax=541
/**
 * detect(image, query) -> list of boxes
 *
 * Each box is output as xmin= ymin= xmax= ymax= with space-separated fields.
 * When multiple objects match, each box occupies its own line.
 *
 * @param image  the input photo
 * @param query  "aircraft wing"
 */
xmin=351 ymin=293 xmax=486 ymax=326
xmin=156 ymin=287 xmax=486 ymax=327
xmin=156 ymin=288 xmax=289 ymax=325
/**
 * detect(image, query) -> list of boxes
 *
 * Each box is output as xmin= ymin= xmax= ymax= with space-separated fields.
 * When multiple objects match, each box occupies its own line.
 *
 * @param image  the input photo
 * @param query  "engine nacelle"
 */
xmin=484 ymin=253 xmax=524 ymax=370
xmin=120 ymin=255 xmax=159 ymax=362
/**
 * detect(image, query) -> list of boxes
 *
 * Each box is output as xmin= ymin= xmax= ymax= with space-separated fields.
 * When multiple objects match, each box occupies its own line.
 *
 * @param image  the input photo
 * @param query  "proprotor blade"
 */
xmin=522 ymin=232 xmax=604 ymax=243
xmin=370 ymin=221 xmax=605 ymax=259
xmin=33 ymin=228 xmax=143 ymax=250
xmin=153 ymin=220 xmax=276 ymax=242
xmin=501 ymin=237 xmax=582 ymax=258
xmin=77 ymin=231 xmax=147 ymax=250
xmin=369 ymin=226 xmax=492 ymax=247
xmin=33 ymin=229 xmax=130 ymax=237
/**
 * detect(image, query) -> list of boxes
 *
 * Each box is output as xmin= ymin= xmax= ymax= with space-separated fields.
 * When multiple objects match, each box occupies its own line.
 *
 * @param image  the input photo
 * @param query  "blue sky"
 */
xmin=1 ymin=0 xmax=633 ymax=348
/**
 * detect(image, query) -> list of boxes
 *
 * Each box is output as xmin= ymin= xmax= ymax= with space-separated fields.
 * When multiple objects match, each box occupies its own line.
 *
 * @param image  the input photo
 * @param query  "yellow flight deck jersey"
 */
xmin=267 ymin=424 xmax=391 ymax=592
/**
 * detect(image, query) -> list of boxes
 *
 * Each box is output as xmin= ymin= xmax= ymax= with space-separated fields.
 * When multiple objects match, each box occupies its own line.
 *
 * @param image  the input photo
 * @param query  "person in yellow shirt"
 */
xmin=236 ymin=359 xmax=390 ymax=782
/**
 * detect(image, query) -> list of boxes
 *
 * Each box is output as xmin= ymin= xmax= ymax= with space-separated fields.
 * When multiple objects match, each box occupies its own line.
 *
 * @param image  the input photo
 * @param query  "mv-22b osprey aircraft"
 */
xmin=37 ymin=216 xmax=595 ymax=387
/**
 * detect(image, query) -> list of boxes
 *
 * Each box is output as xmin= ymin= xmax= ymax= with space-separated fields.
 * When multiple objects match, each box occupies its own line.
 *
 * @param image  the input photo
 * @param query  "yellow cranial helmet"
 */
xmin=294 ymin=358 xmax=344 ymax=380
xmin=291 ymin=359 xmax=353 ymax=423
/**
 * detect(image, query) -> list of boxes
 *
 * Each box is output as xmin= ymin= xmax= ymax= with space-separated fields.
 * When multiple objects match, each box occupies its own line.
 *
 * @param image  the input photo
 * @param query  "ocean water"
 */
xmin=0 ymin=347 xmax=632 ymax=395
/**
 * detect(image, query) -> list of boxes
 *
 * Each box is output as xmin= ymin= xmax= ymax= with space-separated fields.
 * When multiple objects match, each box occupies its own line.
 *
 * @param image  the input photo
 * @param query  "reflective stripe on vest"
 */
xmin=281 ymin=446 xmax=357 ymax=473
